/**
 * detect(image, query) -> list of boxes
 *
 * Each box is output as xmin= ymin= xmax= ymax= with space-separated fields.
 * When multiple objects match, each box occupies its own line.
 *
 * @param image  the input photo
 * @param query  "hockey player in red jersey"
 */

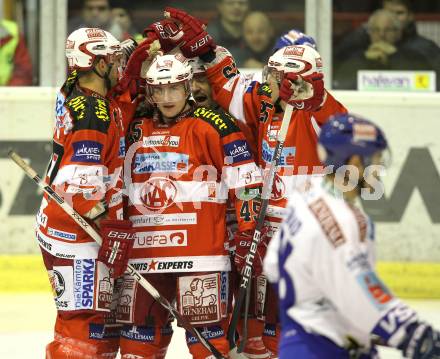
xmin=35 ymin=27 xmax=143 ymax=358
xmin=119 ymin=52 xmax=262 ymax=358
xmin=162 ymin=8 xmax=348 ymax=358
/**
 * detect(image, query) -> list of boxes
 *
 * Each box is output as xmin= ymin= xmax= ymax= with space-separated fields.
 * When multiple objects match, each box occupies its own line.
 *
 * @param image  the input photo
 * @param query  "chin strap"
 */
xmin=93 ymin=62 xmax=113 ymax=92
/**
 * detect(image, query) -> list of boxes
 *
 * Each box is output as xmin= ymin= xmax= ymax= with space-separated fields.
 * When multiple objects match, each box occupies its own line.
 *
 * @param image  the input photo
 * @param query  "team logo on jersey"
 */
xmin=134 ymin=152 xmax=189 ymax=174
xmin=178 ymin=273 xmax=222 ymax=324
xmin=223 ymin=140 xmax=251 ymax=164
xmin=143 ymin=135 xmax=180 ymax=148
xmin=134 ymin=230 xmax=187 ymax=248
xmin=140 ymin=177 xmax=177 ymax=210
xmin=71 ymin=140 xmax=103 ymax=163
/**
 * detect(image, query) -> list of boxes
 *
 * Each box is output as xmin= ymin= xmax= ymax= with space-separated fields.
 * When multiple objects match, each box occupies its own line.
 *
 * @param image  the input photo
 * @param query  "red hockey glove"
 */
xmin=233 ymin=229 xmax=269 ymax=277
xmin=98 ymin=219 xmax=136 ymax=279
xmin=114 ymin=37 xmax=160 ymax=95
xmin=279 ymin=72 xmax=325 ymax=111
xmin=143 ymin=19 xmax=183 ymax=53
xmin=164 ymin=7 xmax=216 ymax=59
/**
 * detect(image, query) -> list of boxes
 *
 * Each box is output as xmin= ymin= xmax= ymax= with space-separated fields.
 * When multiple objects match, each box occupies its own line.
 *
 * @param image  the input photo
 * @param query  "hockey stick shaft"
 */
xmin=8 ymin=150 xmax=226 ymax=359
xmin=228 ymin=104 xmax=293 ymax=349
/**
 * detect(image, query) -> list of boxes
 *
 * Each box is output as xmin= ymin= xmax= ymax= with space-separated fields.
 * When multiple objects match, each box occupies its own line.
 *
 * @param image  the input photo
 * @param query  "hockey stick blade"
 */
xmin=227 ymin=104 xmax=294 ymax=350
xmin=8 ymin=150 xmax=226 ymax=359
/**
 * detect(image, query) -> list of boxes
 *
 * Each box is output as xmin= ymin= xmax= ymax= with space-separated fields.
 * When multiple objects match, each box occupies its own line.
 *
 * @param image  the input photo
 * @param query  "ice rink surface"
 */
xmin=1 ymin=293 xmax=439 ymax=358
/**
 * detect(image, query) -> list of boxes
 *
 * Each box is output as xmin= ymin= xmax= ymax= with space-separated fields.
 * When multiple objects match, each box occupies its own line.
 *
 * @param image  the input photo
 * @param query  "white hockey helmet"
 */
xmin=187 ymin=57 xmax=206 ymax=76
xmin=145 ymin=53 xmax=193 ymax=104
xmin=145 ymin=53 xmax=193 ymax=85
xmin=65 ymin=27 xmax=122 ymax=72
xmin=265 ymin=44 xmax=323 ymax=82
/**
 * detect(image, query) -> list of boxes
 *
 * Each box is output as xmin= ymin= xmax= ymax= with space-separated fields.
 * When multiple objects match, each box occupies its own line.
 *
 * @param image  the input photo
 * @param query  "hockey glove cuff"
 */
xmin=98 ymin=219 xmax=136 ymax=279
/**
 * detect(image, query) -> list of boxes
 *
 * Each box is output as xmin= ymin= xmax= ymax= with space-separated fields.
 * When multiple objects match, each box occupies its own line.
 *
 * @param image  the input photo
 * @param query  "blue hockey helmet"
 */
xmin=272 ymin=28 xmax=317 ymax=53
xmin=318 ymin=113 xmax=388 ymax=169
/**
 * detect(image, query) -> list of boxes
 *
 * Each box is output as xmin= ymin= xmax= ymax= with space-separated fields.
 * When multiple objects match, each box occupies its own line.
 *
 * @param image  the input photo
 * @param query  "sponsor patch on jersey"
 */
xmin=89 ymin=323 xmax=120 ymax=340
xmin=309 ymin=198 xmax=346 ymax=248
xmin=128 ymin=258 xmax=194 ymax=273
xmin=119 ymin=137 xmax=126 ymax=157
xmin=262 ymin=140 xmax=295 ymax=167
xmin=130 ymin=213 xmax=197 ymax=227
xmin=186 ymin=326 xmax=225 ymax=345
xmin=73 ymin=259 xmax=96 ymax=310
xmin=357 ymin=271 xmax=393 ymax=309
xmin=134 ymin=152 xmax=189 ymax=174
xmin=116 ymin=277 xmax=136 ymax=323
xmin=134 ymin=230 xmax=188 ymax=248
xmin=120 ymin=325 xmax=155 ymax=342
xmin=192 ymin=107 xmax=238 ymax=137
xmin=263 ymin=324 xmax=277 ymax=337
xmin=348 ymin=204 xmax=368 ymax=242
xmin=256 ymin=275 xmax=267 ymax=320
xmin=143 ymin=135 xmax=180 ymax=148
xmin=223 ymin=140 xmax=251 ymax=164
xmin=96 ymin=261 xmax=114 ymax=311
xmin=220 ymin=272 xmax=228 ymax=318
xmin=47 ymin=227 xmax=77 ymax=241
xmin=177 ymin=273 xmax=222 ymax=325
xmin=49 ymin=266 xmax=73 ymax=310
xmin=71 ymin=140 xmax=103 ymax=163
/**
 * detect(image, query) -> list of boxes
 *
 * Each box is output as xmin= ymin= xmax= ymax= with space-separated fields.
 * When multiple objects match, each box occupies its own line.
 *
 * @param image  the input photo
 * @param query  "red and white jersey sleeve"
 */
xmin=125 ymin=106 xmax=262 ymax=274
xmin=264 ymin=177 xmax=418 ymax=349
xmin=35 ymin=82 xmax=126 ymax=260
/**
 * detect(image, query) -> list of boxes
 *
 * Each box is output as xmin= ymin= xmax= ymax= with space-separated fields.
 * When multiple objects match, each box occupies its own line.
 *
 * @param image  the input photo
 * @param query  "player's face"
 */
xmin=153 ymin=83 xmax=188 ymax=118
xmin=191 ymin=74 xmax=213 ymax=108
xmin=264 ymin=68 xmax=281 ymax=102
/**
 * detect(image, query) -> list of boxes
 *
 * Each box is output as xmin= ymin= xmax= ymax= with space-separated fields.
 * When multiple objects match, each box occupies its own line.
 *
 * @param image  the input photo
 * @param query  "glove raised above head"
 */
xmin=164 ymin=7 xmax=216 ymax=60
xmin=279 ymin=72 xmax=325 ymax=111
xmin=143 ymin=19 xmax=183 ymax=53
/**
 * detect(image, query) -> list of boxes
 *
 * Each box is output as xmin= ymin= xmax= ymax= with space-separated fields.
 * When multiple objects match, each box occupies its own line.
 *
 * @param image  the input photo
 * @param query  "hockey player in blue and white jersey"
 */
xmin=263 ymin=113 xmax=440 ymax=358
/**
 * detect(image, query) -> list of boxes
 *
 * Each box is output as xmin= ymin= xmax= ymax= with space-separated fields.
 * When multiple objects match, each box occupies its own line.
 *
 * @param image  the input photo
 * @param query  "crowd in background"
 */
xmin=1 ymin=0 xmax=440 ymax=89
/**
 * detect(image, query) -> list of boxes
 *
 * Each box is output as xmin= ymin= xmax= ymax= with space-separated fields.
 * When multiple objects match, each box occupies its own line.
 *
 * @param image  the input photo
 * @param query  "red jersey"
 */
xmin=125 ymin=106 xmax=262 ymax=274
xmin=205 ymin=54 xmax=347 ymax=232
xmin=36 ymin=73 xmax=126 ymax=260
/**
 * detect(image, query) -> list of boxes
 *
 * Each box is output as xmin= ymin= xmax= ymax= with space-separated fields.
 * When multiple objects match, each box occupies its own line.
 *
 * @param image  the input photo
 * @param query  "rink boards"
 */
xmin=0 ymin=88 xmax=440 ymax=298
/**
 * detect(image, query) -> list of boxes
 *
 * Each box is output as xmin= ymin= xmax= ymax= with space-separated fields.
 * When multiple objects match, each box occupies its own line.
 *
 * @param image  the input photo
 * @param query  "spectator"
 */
xmin=333 ymin=9 xmax=431 ymax=89
xmin=68 ymin=0 xmax=123 ymax=40
xmin=334 ymin=0 xmax=440 ymax=76
xmin=207 ymin=0 xmax=249 ymax=61
xmin=111 ymin=7 xmax=142 ymax=42
xmin=239 ymin=11 xmax=275 ymax=68
xmin=0 ymin=18 xmax=33 ymax=86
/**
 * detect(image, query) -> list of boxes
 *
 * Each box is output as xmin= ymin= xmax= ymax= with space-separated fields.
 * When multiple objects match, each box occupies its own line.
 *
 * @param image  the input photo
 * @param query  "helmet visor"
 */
xmin=263 ymin=66 xmax=283 ymax=83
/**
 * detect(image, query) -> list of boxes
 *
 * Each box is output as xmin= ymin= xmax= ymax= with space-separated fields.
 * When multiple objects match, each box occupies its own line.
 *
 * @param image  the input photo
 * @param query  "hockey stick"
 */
xmin=8 ymin=150 xmax=226 ymax=359
xmin=228 ymin=104 xmax=294 ymax=352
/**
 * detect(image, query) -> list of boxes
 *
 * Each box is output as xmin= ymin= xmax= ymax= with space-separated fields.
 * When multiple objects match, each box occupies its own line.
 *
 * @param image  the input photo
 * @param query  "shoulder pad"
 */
xmin=191 ymin=106 xmax=240 ymax=138
xmin=257 ymin=82 xmax=272 ymax=97
xmin=67 ymin=93 xmax=111 ymax=134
